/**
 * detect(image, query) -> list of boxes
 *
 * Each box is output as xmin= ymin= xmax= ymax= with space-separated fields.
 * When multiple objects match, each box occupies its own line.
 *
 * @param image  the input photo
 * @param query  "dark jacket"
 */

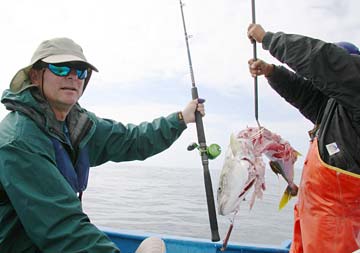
xmin=0 ymin=87 xmax=187 ymax=252
xmin=262 ymin=31 xmax=360 ymax=174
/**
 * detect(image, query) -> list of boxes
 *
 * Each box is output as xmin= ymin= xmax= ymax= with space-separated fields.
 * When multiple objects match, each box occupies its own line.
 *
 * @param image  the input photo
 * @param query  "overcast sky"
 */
xmin=1 ymin=0 xmax=360 ymax=171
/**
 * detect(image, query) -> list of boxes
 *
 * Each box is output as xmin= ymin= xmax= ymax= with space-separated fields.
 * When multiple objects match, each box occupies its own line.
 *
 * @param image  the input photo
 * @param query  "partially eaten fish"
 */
xmin=217 ymin=126 xmax=300 ymax=216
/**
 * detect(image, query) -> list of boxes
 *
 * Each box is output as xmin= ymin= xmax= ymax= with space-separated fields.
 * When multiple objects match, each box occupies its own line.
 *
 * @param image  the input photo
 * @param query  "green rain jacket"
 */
xmin=0 ymin=86 xmax=187 ymax=252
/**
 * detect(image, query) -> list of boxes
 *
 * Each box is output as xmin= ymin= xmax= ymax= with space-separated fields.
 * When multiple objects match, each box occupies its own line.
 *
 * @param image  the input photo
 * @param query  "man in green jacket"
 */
xmin=0 ymin=37 xmax=205 ymax=252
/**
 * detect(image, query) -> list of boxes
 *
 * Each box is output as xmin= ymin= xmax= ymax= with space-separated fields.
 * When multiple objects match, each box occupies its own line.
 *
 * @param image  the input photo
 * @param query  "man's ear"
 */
xmin=28 ymin=68 xmax=41 ymax=86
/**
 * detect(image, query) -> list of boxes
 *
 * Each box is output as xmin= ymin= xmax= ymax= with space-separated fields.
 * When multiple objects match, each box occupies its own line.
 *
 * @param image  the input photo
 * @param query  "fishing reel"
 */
xmin=187 ymin=142 xmax=221 ymax=160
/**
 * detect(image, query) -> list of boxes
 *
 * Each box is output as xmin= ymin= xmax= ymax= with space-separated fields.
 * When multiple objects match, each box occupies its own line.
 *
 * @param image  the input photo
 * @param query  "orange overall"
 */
xmin=290 ymin=138 xmax=360 ymax=253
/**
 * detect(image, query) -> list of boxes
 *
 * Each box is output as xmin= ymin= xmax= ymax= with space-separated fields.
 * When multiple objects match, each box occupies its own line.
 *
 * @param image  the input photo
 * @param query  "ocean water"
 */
xmin=82 ymin=163 xmax=301 ymax=246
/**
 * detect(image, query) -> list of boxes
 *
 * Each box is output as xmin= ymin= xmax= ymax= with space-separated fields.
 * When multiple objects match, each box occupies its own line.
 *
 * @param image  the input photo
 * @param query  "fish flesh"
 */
xmin=217 ymin=126 xmax=300 ymax=216
xmin=217 ymin=133 xmax=258 ymax=216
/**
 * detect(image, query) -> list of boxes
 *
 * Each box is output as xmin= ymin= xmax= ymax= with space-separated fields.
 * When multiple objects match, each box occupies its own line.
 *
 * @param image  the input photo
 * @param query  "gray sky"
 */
xmin=1 ymin=0 xmax=360 ymax=170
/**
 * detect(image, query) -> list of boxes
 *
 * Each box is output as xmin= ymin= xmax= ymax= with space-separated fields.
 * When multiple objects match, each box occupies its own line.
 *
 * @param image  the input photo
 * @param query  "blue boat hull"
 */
xmin=102 ymin=227 xmax=291 ymax=253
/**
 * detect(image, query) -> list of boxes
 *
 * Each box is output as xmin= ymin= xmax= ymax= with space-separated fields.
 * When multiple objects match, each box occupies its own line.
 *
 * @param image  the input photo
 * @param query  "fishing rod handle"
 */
xmin=203 ymin=163 xmax=221 ymax=242
xmin=195 ymin=112 xmax=206 ymax=144
xmin=191 ymin=87 xmax=207 ymax=144
xmin=192 ymin=87 xmax=220 ymax=241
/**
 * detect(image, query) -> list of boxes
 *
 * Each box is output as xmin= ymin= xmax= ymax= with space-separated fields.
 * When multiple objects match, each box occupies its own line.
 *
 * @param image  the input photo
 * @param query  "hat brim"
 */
xmin=9 ymin=55 xmax=98 ymax=92
xmin=42 ymin=54 xmax=99 ymax=72
xmin=10 ymin=65 xmax=33 ymax=92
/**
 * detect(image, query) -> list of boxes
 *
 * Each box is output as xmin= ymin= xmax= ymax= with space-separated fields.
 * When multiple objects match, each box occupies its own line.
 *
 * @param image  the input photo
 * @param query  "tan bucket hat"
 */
xmin=10 ymin=37 xmax=98 ymax=92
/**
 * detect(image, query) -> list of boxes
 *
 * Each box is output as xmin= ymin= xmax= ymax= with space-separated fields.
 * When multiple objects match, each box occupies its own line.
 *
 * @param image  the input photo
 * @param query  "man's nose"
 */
xmin=67 ymin=69 xmax=79 ymax=79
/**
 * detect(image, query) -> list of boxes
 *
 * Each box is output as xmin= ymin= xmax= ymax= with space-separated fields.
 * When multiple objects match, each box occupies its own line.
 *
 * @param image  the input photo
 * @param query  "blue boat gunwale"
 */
xmin=101 ymin=226 xmax=291 ymax=253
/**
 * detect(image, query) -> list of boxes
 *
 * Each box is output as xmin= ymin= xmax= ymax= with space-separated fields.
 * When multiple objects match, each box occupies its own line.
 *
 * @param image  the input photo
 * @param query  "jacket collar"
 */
xmin=1 ymin=86 xmax=93 ymax=147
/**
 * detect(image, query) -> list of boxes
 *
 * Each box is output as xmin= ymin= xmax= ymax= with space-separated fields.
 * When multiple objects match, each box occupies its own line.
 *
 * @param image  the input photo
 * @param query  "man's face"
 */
xmin=30 ymin=62 xmax=86 ymax=118
xmin=42 ymin=66 xmax=85 ymax=107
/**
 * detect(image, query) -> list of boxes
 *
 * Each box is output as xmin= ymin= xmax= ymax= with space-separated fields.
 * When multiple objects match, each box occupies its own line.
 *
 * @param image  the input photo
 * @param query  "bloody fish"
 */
xmin=217 ymin=126 xmax=300 ymax=215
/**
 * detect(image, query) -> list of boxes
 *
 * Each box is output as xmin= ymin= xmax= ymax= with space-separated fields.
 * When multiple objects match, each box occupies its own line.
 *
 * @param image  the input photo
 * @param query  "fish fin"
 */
xmin=269 ymin=161 xmax=282 ymax=175
xmin=278 ymin=188 xmax=292 ymax=211
xmin=294 ymin=150 xmax=302 ymax=157
xmin=249 ymin=192 xmax=256 ymax=210
xmin=230 ymin=133 xmax=239 ymax=156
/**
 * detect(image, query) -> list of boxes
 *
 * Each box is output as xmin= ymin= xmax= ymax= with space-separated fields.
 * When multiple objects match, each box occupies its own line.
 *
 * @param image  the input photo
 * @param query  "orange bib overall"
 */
xmin=290 ymin=138 xmax=360 ymax=253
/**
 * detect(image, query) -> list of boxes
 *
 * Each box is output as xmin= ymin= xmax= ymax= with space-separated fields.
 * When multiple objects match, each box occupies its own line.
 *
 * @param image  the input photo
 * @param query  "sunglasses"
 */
xmin=47 ymin=63 xmax=88 ymax=80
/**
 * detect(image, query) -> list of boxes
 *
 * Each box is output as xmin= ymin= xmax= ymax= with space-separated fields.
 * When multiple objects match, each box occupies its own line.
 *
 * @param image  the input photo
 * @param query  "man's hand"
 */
xmin=248 ymin=58 xmax=274 ymax=78
xmin=182 ymin=99 xmax=205 ymax=124
xmin=247 ymin=24 xmax=266 ymax=43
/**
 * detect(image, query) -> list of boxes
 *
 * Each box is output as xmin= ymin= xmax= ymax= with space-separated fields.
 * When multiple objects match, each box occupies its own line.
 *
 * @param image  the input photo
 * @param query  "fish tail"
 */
xmin=278 ymin=188 xmax=292 ymax=211
xmin=294 ymin=150 xmax=302 ymax=157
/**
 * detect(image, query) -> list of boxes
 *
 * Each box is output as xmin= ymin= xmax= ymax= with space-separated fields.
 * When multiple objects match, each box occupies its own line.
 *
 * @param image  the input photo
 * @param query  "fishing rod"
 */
xmin=179 ymin=0 xmax=221 ymax=242
xmin=251 ymin=0 xmax=261 ymax=128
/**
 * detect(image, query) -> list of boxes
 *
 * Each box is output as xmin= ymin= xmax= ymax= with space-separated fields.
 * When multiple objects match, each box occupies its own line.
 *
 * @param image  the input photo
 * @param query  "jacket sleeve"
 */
xmin=88 ymin=112 xmax=187 ymax=166
xmin=266 ymin=65 xmax=328 ymax=124
xmin=262 ymin=31 xmax=360 ymax=115
xmin=0 ymin=143 xmax=120 ymax=253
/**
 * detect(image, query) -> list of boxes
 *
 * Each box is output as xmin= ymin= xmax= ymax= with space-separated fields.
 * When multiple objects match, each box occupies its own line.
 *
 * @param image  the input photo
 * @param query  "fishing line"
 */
xmin=178 ymin=0 xmax=220 ymax=242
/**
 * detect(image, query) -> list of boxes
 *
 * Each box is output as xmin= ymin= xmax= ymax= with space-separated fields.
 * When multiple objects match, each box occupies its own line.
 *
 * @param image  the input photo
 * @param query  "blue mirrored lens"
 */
xmin=76 ymin=69 xmax=88 ymax=80
xmin=48 ymin=64 xmax=88 ymax=80
xmin=48 ymin=64 xmax=71 ymax=76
